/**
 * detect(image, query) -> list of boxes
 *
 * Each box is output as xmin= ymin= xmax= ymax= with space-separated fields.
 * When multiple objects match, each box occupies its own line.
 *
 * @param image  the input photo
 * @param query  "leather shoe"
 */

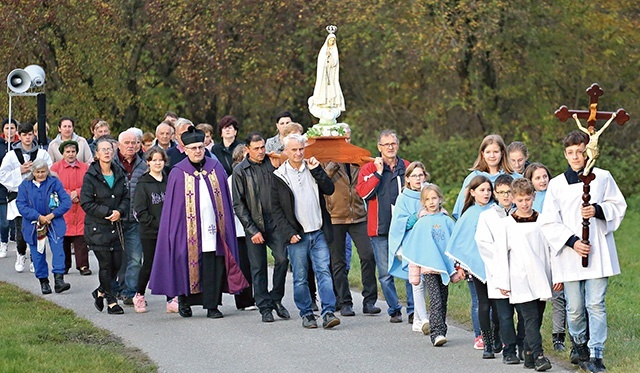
xmin=274 ymin=301 xmax=291 ymax=319
xmin=262 ymin=311 xmax=275 ymax=323
xmin=79 ymin=267 xmax=92 ymax=276
xmin=363 ymin=304 xmax=381 ymax=314
xmin=178 ymin=298 xmax=192 ymax=318
xmin=340 ymin=305 xmax=355 ymax=316
xmin=40 ymin=280 xmax=52 ymax=295
xmin=207 ymin=308 xmax=224 ymax=319
xmin=92 ymin=289 xmax=104 ymax=312
xmin=390 ymin=310 xmax=402 ymax=323
xmin=107 ymin=304 xmax=124 ymax=314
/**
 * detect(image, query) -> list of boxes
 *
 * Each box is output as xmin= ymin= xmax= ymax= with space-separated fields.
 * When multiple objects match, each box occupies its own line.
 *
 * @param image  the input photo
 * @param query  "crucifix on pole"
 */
xmin=554 ymin=83 xmax=629 ymax=267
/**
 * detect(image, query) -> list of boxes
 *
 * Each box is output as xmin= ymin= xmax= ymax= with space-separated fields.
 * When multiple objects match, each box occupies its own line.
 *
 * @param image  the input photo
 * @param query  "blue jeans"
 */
xmin=370 ymin=235 xmax=413 ymax=316
xmin=564 ymin=278 xmax=609 ymax=359
xmin=468 ymin=280 xmax=481 ymax=337
xmin=0 ymin=203 xmax=9 ymax=243
xmin=122 ymin=222 xmax=143 ymax=299
xmin=287 ymin=230 xmax=336 ymax=317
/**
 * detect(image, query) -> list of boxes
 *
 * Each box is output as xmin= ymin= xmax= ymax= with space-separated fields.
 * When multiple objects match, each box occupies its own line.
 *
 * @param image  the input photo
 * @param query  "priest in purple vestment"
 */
xmin=149 ymin=126 xmax=248 ymax=319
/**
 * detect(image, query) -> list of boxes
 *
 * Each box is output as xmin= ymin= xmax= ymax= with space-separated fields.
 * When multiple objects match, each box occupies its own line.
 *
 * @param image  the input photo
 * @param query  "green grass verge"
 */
xmin=0 ymin=282 xmax=157 ymax=372
xmin=347 ymin=194 xmax=639 ymax=372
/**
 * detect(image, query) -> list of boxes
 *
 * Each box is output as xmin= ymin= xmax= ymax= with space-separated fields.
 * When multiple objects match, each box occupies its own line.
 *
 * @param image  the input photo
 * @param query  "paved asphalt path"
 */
xmin=0 ymin=243 xmax=571 ymax=372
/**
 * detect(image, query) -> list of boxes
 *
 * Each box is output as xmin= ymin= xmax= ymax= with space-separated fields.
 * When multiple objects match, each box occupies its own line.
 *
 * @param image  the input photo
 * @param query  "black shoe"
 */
xmin=322 ymin=312 xmax=341 ymax=329
xmin=123 ymin=296 xmax=134 ymax=306
xmin=592 ymin=358 xmax=607 ymax=372
xmin=363 ymin=304 xmax=382 ymax=314
xmin=340 ymin=305 xmax=355 ymax=317
xmin=517 ymin=345 xmax=524 ymax=361
xmin=79 ymin=267 xmax=92 ymax=276
xmin=40 ymin=279 xmax=52 ymax=295
xmin=578 ymin=359 xmax=596 ymax=372
xmin=178 ymin=298 xmax=192 ymax=318
xmin=207 ymin=308 xmax=224 ymax=319
xmin=302 ymin=314 xmax=318 ymax=329
xmin=261 ymin=311 xmax=275 ymax=323
xmin=408 ymin=312 xmax=414 ymax=324
xmin=389 ymin=310 xmax=402 ymax=323
xmin=54 ymin=273 xmax=71 ymax=293
xmin=553 ymin=332 xmax=566 ymax=352
xmin=107 ymin=304 xmax=124 ymax=314
xmin=92 ymin=289 xmax=104 ymax=312
xmin=534 ymin=355 xmax=552 ymax=371
xmin=570 ymin=346 xmax=580 ymax=364
xmin=274 ymin=301 xmax=291 ymax=319
xmin=523 ymin=351 xmax=535 ymax=369
xmin=502 ymin=354 xmax=520 ymax=365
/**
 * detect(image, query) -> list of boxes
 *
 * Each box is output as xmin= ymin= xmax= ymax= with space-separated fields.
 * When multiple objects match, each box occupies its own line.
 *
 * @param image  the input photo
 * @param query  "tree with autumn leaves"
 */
xmin=1 ymin=0 xmax=639 ymax=195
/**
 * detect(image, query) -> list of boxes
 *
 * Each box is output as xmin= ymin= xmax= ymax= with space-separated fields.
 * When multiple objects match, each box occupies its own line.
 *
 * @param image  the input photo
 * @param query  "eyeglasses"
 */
xmin=378 ymin=142 xmax=397 ymax=148
xmin=495 ymin=191 xmax=512 ymax=196
xmin=185 ymin=145 xmax=204 ymax=152
xmin=97 ymin=148 xmax=113 ymax=153
xmin=408 ymin=174 xmax=426 ymax=179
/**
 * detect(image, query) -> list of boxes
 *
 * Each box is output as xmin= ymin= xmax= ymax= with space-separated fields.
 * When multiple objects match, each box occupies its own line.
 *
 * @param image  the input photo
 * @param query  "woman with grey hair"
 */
xmin=16 ymin=158 xmax=72 ymax=294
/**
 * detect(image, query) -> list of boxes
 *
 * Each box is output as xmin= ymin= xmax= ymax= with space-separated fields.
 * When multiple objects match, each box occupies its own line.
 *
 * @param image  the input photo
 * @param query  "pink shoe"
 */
xmin=133 ymin=293 xmax=146 ymax=313
xmin=474 ymin=335 xmax=484 ymax=350
xmin=166 ymin=297 xmax=179 ymax=313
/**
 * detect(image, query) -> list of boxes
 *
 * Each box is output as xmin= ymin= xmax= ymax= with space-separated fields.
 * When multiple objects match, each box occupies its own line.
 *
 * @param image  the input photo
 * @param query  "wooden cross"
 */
xmin=555 ymin=83 xmax=629 ymax=130
xmin=554 ymin=83 xmax=630 ymax=267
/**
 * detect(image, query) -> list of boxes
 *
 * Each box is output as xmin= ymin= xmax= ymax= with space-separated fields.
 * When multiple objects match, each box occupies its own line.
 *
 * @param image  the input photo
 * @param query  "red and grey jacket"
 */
xmin=356 ymin=157 xmax=409 ymax=237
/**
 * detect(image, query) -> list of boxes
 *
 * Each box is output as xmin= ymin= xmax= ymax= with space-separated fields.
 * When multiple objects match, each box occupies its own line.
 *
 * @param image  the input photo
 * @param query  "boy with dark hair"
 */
xmin=540 ymin=130 xmax=626 ymax=373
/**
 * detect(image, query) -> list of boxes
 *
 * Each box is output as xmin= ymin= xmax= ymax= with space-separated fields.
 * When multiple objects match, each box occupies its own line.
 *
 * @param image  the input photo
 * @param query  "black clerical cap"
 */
xmin=181 ymin=126 xmax=205 ymax=145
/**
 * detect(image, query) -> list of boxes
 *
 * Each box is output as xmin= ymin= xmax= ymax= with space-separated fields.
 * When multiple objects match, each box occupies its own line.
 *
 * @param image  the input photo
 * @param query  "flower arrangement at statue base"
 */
xmin=305 ymin=123 xmax=347 ymax=138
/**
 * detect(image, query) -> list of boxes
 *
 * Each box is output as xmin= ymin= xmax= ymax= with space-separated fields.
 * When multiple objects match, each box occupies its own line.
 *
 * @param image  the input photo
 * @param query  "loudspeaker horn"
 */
xmin=24 ymin=65 xmax=45 ymax=87
xmin=7 ymin=69 xmax=32 ymax=93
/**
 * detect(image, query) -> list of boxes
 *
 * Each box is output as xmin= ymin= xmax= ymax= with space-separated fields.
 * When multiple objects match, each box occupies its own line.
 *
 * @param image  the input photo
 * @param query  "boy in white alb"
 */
xmin=539 ymin=131 xmax=626 ymax=373
xmin=475 ymin=174 xmax=524 ymax=364
xmin=494 ymin=178 xmax=555 ymax=371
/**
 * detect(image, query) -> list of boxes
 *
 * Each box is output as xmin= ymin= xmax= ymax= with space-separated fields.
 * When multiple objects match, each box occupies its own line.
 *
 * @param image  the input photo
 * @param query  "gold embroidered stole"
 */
xmin=184 ymin=168 xmax=227 ymax=294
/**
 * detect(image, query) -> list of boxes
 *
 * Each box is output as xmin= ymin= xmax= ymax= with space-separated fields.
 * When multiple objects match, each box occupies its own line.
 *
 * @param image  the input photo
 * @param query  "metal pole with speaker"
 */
xmin=7 ymin=65 xmax=47 ymax=143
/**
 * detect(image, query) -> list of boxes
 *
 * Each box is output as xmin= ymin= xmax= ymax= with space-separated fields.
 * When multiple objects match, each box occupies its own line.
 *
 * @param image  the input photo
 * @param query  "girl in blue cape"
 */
xmin=445 ymin=175 xmax=499 ymax=358
xmin=388 ymin=161 xmax=429 ymax=329
xmin=402 ymin=183 xmax=461 ymax=346
xmin=451 ymin=134 xmax=520 ymax=220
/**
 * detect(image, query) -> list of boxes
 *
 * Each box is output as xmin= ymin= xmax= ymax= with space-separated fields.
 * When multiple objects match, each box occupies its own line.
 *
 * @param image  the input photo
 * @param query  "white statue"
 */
xmin=309 ymin=25 xmax=345 ymax=125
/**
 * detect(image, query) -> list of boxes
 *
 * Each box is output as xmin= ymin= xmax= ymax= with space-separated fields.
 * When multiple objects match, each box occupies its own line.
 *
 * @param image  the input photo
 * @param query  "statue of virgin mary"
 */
xmin=309 ymin=26 xmax=345 ymax=125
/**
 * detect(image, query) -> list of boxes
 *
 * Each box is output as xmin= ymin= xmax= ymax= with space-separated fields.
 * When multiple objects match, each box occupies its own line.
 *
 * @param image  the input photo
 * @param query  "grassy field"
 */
xmin=348 ymin=195 xmax=639 ymax=372
xmin=0 ymin=282 xmax=156 ymax=372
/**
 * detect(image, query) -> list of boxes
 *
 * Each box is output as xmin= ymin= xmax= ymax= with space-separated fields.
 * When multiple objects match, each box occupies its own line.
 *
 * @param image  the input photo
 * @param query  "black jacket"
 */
xmin=232 ymin=156 xmax=275 ymax=237
xmin=212 ymin=139 xmax=241 ymax=176
xmin=271 ymin=163 xmax=335 ymax=245
xmin=80 ymin=161 xmax=129 ymax=251
xmin=133 ymin=172 xmax=167 ymax=239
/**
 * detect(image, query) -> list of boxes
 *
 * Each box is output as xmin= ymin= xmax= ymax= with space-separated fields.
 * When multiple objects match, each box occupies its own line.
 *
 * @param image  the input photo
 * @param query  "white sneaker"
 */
xmin=412 ymin=319 xmax=425 ymax=332
xmin=30 ymin=262 xmax=35 ymax=273
xmin=433 ymin=335 xmax=447 ymax=346
xmin=15 ymin=254 xmax=26 ymax=272
xmin=0 ymin=242 xmax=7 ymax=258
